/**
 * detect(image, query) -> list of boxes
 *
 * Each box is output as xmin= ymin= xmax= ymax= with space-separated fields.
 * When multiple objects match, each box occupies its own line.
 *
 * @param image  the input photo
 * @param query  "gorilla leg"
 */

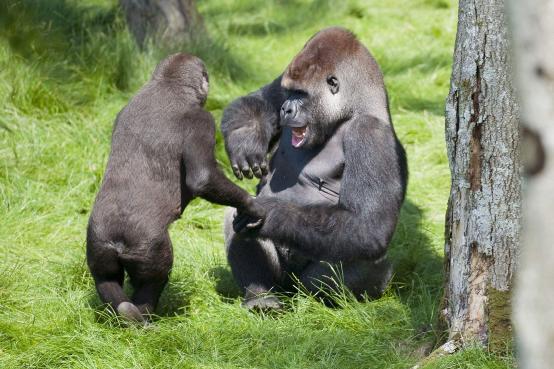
xmin=131 ymin=279 xmax=169 ymax=315
xmin=298 ymin=257 xmax=392 ymax=300
xmin=224 ymin=209 xmax=284 ymax=309
xmin=86 ymin=239 xmax=144 ymax=322
xmin=122 ymin=232 xmax=173 ymax=317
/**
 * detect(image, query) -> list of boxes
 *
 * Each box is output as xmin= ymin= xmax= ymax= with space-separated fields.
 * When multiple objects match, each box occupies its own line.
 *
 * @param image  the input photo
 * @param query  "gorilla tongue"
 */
xmin=291 ymin=126 xmax=307 ymax=148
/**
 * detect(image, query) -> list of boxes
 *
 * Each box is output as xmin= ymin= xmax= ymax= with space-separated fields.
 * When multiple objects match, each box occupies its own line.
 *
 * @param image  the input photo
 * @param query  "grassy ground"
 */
xmin=0 ymin=0 xmax=515 ymax=368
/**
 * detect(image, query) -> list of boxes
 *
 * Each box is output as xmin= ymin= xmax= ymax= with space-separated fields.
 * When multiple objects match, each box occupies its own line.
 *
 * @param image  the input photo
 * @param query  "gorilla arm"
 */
xmin=182 ymin=111 xmax=265 ymax=218
xmin=252 ymin=116 xmax=406 ymax=262
xmin=221 ymin=76 xmax=286 ymax=179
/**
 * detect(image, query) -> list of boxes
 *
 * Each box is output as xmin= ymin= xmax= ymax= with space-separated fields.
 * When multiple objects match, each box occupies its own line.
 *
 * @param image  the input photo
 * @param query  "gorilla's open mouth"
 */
xmin=291 ymin=126 xmax=308 ymax=148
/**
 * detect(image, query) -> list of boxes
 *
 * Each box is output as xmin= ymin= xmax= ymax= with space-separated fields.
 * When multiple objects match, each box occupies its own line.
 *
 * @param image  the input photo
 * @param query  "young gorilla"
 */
xmin=87 ymin=53 xmax=264 ymax=322
xmin=222 ymin=27 xmax=408 ymax=309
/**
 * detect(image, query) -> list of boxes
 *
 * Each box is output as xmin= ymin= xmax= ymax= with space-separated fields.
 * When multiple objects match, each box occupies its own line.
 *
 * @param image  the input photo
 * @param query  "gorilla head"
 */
xmin=280 ymin=27 xmax=388 ymax=149
xmin=153 ymin=53 xmax=210 ymax=106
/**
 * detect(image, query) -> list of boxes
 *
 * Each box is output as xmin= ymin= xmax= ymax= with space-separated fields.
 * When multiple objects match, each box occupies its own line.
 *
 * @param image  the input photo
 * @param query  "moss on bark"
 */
xmin=487 ymin=286 xmax=513 ymax=353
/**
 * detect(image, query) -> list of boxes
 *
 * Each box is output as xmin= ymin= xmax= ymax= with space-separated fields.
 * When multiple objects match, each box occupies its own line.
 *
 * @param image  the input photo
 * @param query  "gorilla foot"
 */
xmin=242 ymin=295 xmax=283 ymax=311
xmin=135 ymin=303 xmax=156 ymax=318
xmin=117 ymin=302 xmax=146 ymax=323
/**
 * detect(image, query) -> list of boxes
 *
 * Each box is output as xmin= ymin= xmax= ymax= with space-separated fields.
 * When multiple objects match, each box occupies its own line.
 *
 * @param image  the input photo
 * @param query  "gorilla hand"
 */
xmin=226 ymin=133 xmax=268 ymax=180
xmin=233 ymin=212 xmax=263 ymax=234
xmin=233 ymin=196 xmax=268 ymax=233
xmin=222 ymin=90 xmax=284 ymax=180
xmin=233 ymin=197 xmax=281 ymax=234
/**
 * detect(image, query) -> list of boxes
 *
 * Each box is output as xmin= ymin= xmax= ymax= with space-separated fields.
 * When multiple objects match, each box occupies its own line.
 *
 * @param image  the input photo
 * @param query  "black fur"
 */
xmin=222 ymin=28 xmax=408 ymax=308
xmin=87 ymin=53 xmax=263 ymax=322
xmin=221 ymin=77 xmax=285 ymax=179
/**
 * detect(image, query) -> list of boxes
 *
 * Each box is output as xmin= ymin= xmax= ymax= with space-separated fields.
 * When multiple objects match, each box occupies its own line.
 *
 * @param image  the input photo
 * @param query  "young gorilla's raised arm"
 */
xmin=221 ymin=76 xmax=286 ymax=179
xmin=249 ymin=116 xmax=406 ymax=262
xmin=182 ymin=110 xmax=264 ymax=218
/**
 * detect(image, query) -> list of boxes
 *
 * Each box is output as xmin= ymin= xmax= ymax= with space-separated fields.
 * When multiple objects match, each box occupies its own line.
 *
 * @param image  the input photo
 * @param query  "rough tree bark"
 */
xmin=120 ymin=0 xmax=204 ymax=48
xmin=509 ymin=1 xmax=554 ymax=368
xmin=443 ymin=0 xmax=520 ymax=350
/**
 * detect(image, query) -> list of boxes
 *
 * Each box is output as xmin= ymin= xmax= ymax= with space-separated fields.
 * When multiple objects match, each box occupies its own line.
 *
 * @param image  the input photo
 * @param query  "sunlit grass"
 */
xmin=0 ymin=0 xmax=514 ymax=368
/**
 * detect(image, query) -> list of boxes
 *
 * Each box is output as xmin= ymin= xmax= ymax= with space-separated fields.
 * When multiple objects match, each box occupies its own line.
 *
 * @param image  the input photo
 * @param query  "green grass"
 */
xmin=0 ymin=0 xmax=515 ymax=368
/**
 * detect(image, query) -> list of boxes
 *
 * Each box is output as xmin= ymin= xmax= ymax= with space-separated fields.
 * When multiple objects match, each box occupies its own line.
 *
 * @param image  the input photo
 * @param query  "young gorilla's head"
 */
xmin=280 ymin=27 xmax=386 ymax=149
xmin=153 ymin=53 xmax=209 ymax=106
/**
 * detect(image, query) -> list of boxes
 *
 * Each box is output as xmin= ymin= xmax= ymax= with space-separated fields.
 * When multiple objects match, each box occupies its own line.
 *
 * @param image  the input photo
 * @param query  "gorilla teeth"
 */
xmin=292 ymin=127 xmax=307 ymax=138
xmin=291 ymin=126 xmax=307 ymax=148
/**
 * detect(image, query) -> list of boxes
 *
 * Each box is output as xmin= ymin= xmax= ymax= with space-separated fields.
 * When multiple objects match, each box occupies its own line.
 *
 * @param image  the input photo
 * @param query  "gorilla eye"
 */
xmin=327 ymin=76 xmax=339 ymax=94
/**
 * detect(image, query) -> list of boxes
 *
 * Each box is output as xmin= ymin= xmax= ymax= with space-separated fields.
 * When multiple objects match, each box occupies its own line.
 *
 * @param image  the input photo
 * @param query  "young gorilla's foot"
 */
xmin=135 ymin=303 xmax=155 ymax=316
xmin=116 ymin=302 xmax=146 ymax=323
xmin=242 ymin=294 xmax=283 ymax=311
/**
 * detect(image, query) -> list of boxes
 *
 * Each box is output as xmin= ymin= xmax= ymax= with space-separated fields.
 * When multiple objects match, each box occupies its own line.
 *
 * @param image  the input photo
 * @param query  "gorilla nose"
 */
xmin=280 ymin=100 xmax=297 ymax=122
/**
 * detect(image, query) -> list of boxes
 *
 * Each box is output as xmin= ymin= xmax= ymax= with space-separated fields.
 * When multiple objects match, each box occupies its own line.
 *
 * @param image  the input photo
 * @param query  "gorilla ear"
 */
xmin=327 ymin=76 xmax=339 ymax=94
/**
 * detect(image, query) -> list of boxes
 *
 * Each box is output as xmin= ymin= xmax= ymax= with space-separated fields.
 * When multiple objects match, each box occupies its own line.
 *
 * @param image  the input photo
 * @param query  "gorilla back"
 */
xmin=222 ymin=27 xmax=407 ymax=309
xmin=87 ymin=53 xmax=263 ymax=322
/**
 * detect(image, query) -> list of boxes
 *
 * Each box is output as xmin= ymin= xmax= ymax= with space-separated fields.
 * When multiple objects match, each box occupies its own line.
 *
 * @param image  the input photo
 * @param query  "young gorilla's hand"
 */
xmin=233 ymin=197 xmax=280 ymax=234
xmin=233 ymin=196 xmax=267 ymax=233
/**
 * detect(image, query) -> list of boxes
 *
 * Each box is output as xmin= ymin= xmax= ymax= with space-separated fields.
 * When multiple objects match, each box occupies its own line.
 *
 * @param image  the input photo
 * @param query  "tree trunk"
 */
xmin=443 ymin=0 xmax=521 ymax=350
xmin=509 ymin=1 xmax=554 ymax=368
xmin=120 ymin=0 xmax=204 ymax=48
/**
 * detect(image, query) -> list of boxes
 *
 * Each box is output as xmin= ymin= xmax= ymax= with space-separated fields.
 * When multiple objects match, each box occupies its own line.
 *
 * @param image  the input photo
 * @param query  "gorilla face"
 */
xmin=280 ymin=28 xmax=360 ymax=149
xmin=280 ymin=73 xmax=348 ymax=149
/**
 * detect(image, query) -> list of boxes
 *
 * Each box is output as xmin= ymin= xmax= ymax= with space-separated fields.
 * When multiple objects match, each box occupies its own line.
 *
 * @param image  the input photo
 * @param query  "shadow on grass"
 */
xmin=0 ymin=0 xmax=119 ymax=60
xmin=390 ymin=200 xmax=443 ymax=286
xmin=389 ymin=199 xmax=444 ymax=346
xmin=211 ymin=265 xmax=241 ymax=300
xmin=0 ymin=0 xmax=253 ymax=96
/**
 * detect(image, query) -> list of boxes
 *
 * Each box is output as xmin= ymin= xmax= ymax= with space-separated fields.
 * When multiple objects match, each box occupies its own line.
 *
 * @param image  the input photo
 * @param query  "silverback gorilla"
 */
xmin=222 ymin=27 xmax=408 ymax=309
xmin=87 ymin=53 xmax=264 ymax=322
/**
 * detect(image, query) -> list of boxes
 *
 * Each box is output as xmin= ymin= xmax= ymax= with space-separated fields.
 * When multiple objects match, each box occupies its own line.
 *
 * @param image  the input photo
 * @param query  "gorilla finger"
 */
xmin=237 ymin=216 xmax=260 ymax=233
xmin=260 ymin=160 xmax=268 ymax=176
xmin=233 ymin=217 xmax=250 ymax=233
xmin=245 ymin=218 xmax=263 ymax=229
xmin=240 ymin=164 xmax=253 ymax=179
xmin=231 ymin=216 xmax=242 ymax=230
xmin=232 ymin=164 xmax=243 ymax=180
xmin=247 ymin=156 xmax=264 ymax=178
xmin=233 ymin=212 xmax=247 ymax=225
xmin=251 ymin=164 xmax=263 ymax=178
